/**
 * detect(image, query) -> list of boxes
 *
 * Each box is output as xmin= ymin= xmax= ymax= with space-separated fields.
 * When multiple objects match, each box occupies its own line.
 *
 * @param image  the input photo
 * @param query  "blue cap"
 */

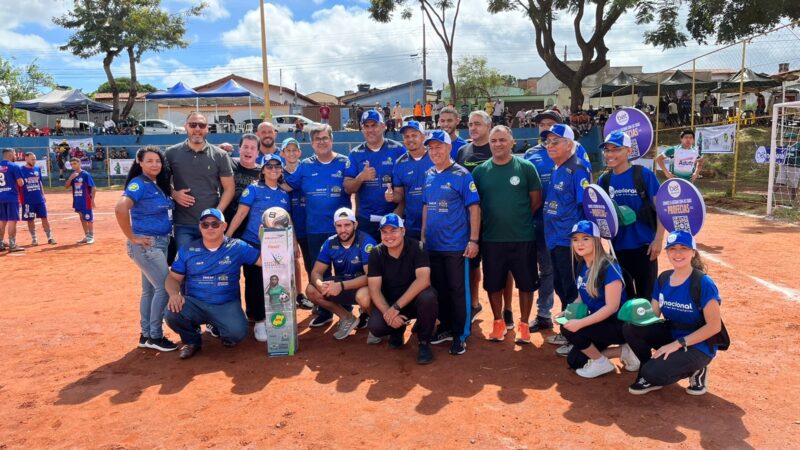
xmin=261 ymin=153 xmax=285 ymax=167
xmin=379 ymin=213 xmax=405 ymax=229
xmin=540 ymin=123 xmax=575 ymax=141
xmin=361 ymin=109 xmax=384 ymax=124
xmin=600 ymin=130 xmax=632 ymax=149
xmin=569 ymin=220 xmax=600 ymax=238
xmin=665 ymin=230 xmax=696 ymax=249
xmin=199 ymin=208 xmax=226 ymax=223
xmin=280 ymin=137 xmax=300 ymax=150
xmin=424 ymin=130 xmax=452 ymax=146
xmin=399 ymin=120 xmax=424 ymax=134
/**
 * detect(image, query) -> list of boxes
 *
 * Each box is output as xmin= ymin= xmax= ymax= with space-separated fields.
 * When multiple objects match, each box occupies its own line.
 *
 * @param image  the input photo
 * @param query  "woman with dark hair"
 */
xmin=115 ymin=146 xmax=177 ymax=352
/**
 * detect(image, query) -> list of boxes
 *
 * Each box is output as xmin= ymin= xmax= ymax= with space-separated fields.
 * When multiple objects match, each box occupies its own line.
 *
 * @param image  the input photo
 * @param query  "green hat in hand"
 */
xmin=612 ymin=199 xmax=637 ymax=226
xmin=618 ymin=298 xmax=664 ymax=326
xmin=556 ymin=303 xmax=589 ymax=325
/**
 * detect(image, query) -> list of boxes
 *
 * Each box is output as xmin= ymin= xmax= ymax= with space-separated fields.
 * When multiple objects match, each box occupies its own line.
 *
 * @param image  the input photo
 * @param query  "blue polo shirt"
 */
xmin=19 ymin=165 xmax=46 ymax=205
xmin=422 ymin=163 xmax=480 ymax=252
xmin=70 ymin=171 xmax=95 ymax=211
xmin=316 ymin=231 xmax=377 ymax=280
xmin=238 ymin=183 xmax=291 ymax=246
xmin=653 ymin=272 xmax=722 ymax=358
xmin=450 ymin=136 xmax=467 ymax=160
xmin=344 ymin=139 xmax=406 ymax=221
xmin=605 ymin=166 xmax=661 ymax=250
xmin=171 ymin=237 xmax=260 ymax=305
xmin=392 ymin=151 xmax=433 ymax=233
xmin=576 ymin=261 xmax=626 ymax=314
xmin=0 ymin=161 xmax=22 ymax=203
xmin=285 ymin=153 xmax=350 ymax=235
xmin=122 ymin=176 xmax=173 ymax=236
xmin=543 ymin=154 xmax=591 ymax=250
xmin=284 ymin=167 xmax=306 ymax=239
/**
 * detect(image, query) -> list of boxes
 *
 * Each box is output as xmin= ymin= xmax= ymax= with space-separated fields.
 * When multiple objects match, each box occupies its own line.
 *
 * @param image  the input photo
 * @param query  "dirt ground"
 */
xmin=1 ymin=190 xmax=799 ymax=449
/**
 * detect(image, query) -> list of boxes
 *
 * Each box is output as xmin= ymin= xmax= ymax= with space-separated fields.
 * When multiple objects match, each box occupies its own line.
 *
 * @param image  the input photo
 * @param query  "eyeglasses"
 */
xmin=187 ymin=122 xmax=208 ymax=129
xmin=199 ymin=221 xmax=222 ymax=229
xmin=264 ymin=164 xmax=282 ymax=170
xmin=543 ymin=138 xmax=564 ymax=147
xmin=313 ymin=136 xmax=331 ymax=142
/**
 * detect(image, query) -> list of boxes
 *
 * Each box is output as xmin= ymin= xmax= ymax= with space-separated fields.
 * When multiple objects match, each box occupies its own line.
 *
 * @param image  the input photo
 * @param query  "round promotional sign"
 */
xmin=582 ymin=184 xmax=619 ymax=239
xmin=603 ymin=107 xmax=654 ymax=161
xmin=655 ymin=178 xmax=706 ymax=234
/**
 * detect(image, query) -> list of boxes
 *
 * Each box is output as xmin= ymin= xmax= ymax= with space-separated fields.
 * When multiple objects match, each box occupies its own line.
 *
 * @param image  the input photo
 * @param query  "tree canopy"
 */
xmin=96 ymin=78 xmax=157 ymax=94
xmin=455 ymin=56 xmax=506 ymax=104
xmin=0 ymin=56 xmax=55 ymax=135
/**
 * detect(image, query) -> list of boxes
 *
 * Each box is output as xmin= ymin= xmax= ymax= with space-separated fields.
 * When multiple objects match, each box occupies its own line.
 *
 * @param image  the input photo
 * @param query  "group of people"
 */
xmin=109 ymin=107 xmax=723 ymax=396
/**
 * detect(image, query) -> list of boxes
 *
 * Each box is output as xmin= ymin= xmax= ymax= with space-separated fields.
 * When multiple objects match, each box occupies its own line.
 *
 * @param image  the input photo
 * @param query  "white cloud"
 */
xmin=178 ymin=0 xmax=230 ymax=21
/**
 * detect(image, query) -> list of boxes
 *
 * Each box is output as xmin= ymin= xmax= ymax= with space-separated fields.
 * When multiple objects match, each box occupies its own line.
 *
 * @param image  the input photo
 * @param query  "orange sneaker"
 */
xmin=515 ymin=321 xmax=531 ymax=344
xmin=488 ymin=319 xmax=507 ymax=341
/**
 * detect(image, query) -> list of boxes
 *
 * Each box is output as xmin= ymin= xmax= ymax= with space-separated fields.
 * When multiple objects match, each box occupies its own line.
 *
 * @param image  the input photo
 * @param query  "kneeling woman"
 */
xmin=558 ymin=220 xmax=638 ymax=378
xmin=623 ymin=230 xmax=723 ymax=396
xmin=226 ymin=154 xmax=293 ymax=342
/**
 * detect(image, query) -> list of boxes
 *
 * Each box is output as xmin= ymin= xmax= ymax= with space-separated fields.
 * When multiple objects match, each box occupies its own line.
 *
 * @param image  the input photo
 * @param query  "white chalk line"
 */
xmin=700 ymin=250 xmax=800 ymax=303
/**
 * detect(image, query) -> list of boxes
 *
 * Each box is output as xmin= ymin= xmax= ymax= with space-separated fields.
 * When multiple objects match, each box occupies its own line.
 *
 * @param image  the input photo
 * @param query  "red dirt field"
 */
xmin=1 ymin=190 xmax=799 ymax=449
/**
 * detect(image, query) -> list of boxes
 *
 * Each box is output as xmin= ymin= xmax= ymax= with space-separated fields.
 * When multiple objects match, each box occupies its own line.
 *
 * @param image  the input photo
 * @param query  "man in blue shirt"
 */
xmin=344 ymin=110 xmax=406 ymax=241
xmin=0 ymin=148 xmax=25 ymax=252
xmin=165 ymin=208 xmax=261 ymax=359
xmin=421 ymin=131 xmax=481 ymax=355
xmin=20 ymin=153 xmax=56 ymax=246
xmin=305 ymin=207 xmax=377 ymax=341
xmin=437 ymin=106 xmax=467 ymax=160
xmin=385 ymin=121 xmax=433 ymax=241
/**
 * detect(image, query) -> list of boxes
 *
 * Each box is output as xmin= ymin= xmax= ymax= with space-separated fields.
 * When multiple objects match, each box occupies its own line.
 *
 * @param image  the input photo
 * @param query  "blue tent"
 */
xmin=198 ymin=79 xmax=263 ymax=103
xmin=14 ymin=89 xmax=113 ymax=115
xmin=144 ymin=81 xmax=200 ymax=100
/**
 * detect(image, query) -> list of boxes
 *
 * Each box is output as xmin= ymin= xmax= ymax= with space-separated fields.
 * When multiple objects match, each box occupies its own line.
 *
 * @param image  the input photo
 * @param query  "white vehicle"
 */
xmin=271 ymin=114 xmax=324 ymax=133
xmin=140 ymin=119 xmax=185 ymax=135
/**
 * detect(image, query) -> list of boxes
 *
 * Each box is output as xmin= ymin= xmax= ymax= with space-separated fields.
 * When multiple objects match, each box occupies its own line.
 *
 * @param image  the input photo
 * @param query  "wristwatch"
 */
xmin=392 ymin=302 xmax=402 ymax=311
xmin=677 ymin=337 xmax=688 ymax=351
xmin=469 ymin=239 xmax=479 ymax=244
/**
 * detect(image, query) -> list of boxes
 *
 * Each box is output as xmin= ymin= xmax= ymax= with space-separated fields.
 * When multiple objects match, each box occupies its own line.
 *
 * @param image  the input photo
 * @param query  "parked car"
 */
xmin=140 ymin=119 xmax=185 ymax=135
xmin=271 ymin=114 xmax=324 ymax=133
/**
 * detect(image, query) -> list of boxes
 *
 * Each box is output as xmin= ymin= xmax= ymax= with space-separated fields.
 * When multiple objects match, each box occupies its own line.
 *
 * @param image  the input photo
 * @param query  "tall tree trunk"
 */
xmin=446 ymin=48 xmax=456 ymax=105
xmin=121 ymin=47 xmax=137 ymax=119
xmin=569 ymin=81 xmax=585 ymax=113
xmin=102 ymin=52 xmax=119 ymax=122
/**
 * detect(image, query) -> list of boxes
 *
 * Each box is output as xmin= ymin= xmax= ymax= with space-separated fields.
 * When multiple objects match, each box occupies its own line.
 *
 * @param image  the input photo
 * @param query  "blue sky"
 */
xmin=2 ymin=0 xmax=787 ymax=98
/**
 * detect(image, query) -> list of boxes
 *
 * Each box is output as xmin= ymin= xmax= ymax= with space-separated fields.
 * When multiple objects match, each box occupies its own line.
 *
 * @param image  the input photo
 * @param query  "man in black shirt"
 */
xmin=223 ymin=134 xmax=261 ymax=236
xmin=367 ymin=213 xmax=437 ymax=364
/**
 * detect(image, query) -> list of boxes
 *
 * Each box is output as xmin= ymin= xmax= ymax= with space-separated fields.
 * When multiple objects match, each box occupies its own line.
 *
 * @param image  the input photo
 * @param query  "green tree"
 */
xmin=96 ymin=77 xmax=158 ymax=94
xmin=455 ymin=56 xmax=505 ymax=105
xmin=54 ymin=0 xmax=204 ymax=121
xmin=0 ymin=56 xmax=55 ymax=136
xmin=487 ymin=1 xmax=800 ymax=112
xmin=369 ymin=0 xmax=462 ymax=104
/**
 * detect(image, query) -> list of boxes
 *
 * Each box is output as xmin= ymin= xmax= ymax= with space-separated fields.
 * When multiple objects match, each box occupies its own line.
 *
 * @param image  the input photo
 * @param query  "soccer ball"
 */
xmin=279 ymin=292 xmax=290 ymax=303
xmin=262 ymin=207 xmax=291 ymax=229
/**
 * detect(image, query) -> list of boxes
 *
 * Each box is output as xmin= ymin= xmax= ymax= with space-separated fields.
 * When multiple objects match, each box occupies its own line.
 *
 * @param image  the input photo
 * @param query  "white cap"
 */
xmin=333 ymin=207 xmax=356 ymax=224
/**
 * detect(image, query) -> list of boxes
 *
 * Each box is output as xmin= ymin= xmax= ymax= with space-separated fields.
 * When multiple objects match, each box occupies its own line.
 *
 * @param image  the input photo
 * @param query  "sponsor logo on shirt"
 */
xmin=364 ymin=243 xmax=374 ymax=253
xmin=129 ymin=182 xmax=140 ymax=192
xmin=509 ymin=176 xmax=520 ymax=186
xmin=382 ymin=157 xmax=393 ymax=165
xmin=554 ymin=181 xmax=564 ymax=191
xmin=219 ymin=256 xmax=232 ymax=265
xmin=659 ymin=294 xmax=694 ymax=312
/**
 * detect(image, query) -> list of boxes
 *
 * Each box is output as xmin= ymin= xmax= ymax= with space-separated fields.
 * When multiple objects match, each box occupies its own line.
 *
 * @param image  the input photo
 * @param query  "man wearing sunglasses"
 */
xmin=165 ymin=208 xmax=262 ymax=359
xmin=165 ymin=112 xmax=235 ymax=253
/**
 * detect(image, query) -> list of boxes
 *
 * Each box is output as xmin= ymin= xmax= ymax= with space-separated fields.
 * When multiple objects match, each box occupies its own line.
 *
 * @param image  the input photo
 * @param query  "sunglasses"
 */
xmin=543 ymin=138 xmax=564 ymax=147
xmin=200 ymin=221 xmax=222 ymax=229
xmin=187 ymin=122 xmax=208 ymax=129
xmin=264 ymin=164 xmax=282 ymax=170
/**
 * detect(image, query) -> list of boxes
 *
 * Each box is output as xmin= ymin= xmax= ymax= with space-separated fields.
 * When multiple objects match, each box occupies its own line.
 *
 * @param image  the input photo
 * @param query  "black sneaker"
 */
xmin=449 ymin=339 xmax=466 ymax=355
xmin=295 ymin=294 xmax=314 ymax=310
xmin=628 ymin=377 xmax=663 ymax=395
xmin=431 ymin=329 xmax=453 ymax=345
xmin=206 ymin=323 xmax=220 ymax=338
xmin=503 ymin=309 xmax=514 ymax=330
xmin=146 ymin=336 xmax=178 ymax=352
xmin=388 ymin=329 xmax=405 ymax=349
xmin=356 ymin=312 xmax=369 ymax=330
xmin=138 ymin=334 xmax=148 ymax=348
xmin=686 ymin=366 xmax=708 ymax=396
xmin=529 ymin=316 xmax=554 ymax=332
xmin=470 ymin=304 xmax=483 ymax=322
xmin=309 ymin=309 xmax=333 ymax=327
xmin=417 ymin=343 xmax=433 ymax=365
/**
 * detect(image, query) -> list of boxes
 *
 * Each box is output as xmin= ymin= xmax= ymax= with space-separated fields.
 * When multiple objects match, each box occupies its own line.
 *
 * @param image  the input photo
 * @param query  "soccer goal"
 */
xmin=767 ymin=101 xmax=800 ymax=215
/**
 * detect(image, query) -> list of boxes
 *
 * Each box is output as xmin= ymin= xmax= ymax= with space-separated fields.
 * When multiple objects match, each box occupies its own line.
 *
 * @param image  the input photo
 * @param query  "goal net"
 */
xmin=767 ymin=101 xmax=800 ymax=215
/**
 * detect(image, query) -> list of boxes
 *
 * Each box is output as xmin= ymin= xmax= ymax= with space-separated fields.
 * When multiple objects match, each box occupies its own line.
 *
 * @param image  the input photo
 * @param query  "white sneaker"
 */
xmin=546 ymin=333 xmax=569 ymax=345
xmin=620 ymin=343 xmax=640 ymax=372
xmin=555 ymin=343 xmax=573 ymax=357
xmin=576 ymin=357 xmax=616 ymax=378
xmin=85 ymin=236 xmax=95 ymax=244
xmin=254 ymin=321 xmax=268 ymax=342
xmin=76 ymin=237 xmax=89 ymax=244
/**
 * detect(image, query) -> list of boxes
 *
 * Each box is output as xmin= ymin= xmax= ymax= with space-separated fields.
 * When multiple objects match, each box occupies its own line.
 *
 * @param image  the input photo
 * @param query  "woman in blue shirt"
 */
xmin=115 ymin=146 xmax=176 ymax=352
xmin=558 ymin=220 xmax=638 ymax=378
xmin=624 ymin=230 xmax=723 ymax=396
xmin=226 ymin=154 xmax=292 ymax=342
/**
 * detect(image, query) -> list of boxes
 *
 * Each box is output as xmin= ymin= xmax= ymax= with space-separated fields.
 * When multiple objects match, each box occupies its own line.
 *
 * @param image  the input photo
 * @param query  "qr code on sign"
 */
xmin=598 ymin=220 xmax=611 ymax=237
xmin=672 ymin=216 xmax=691 ymax=232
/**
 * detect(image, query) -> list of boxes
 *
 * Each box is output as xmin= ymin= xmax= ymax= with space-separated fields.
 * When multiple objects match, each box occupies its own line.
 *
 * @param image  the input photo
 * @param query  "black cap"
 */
xmin=533 ymin=110 xmax=563 ymax=124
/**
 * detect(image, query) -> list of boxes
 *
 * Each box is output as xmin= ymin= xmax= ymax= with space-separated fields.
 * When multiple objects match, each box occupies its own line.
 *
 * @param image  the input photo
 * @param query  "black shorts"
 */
xmin=469 ymin=247 xmax=482 ymax=271
xmin=326 ymin=289 xmax=358 ymax=306
xmin=481 ymin=241 xmax=539 ymax=292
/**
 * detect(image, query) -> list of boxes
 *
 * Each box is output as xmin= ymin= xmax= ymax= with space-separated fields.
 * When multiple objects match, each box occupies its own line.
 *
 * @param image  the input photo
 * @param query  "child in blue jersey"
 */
xmin=0 ymin=148 xmax=25 ymax=252
xmin=624 ymin=231 xmax=723 ymax=396
xmin=226 ymin=154 xmax=293 ymax=342
xmin=115 ymin=146 xmax=176 ymax=352
xmin=65 ymin=157 xmax=96 ymax=244
xmin=558 ymin=220 xmax=638 ymax=378
xmin=20 ymin=153 xmax=55 ymax=246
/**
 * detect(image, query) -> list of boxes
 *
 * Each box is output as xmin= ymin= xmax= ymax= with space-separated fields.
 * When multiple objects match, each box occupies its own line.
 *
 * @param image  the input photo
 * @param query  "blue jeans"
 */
xmin=127 ymin=235 xmax=170 ymax=339
xmin=165 ymin=295 xmax=248 ymax=347
xmin=174 ymin=224 xmax=202 ymax=251
xmin=535 ymin=230 xmax=554 ymax=319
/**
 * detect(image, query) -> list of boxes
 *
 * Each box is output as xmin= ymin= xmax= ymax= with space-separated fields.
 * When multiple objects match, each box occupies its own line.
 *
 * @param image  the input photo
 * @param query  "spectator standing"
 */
xmin=0 ymin=148 xmax=25 ymax=252
xmin=65 ymin=157 xmax=97 ymax=244
xmin=319 ymin=104 xmax=331 ymax=125
xmin=19 ymin=152 xmax=56 ymax=246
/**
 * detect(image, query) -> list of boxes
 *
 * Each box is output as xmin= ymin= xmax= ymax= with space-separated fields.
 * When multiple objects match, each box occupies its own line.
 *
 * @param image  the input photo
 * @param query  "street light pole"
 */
xmin=259 ymin=0 xmax=272 ymax=120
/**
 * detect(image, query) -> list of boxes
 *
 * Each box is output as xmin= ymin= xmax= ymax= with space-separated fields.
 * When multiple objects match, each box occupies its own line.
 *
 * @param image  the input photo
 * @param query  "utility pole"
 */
xmin=421 ymin=3 xmax=427 ymax=98
xmin=563 ymin=45 xmax=567 ymax=61
xmin=259 ymin=0 xmax=271 ymax=120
